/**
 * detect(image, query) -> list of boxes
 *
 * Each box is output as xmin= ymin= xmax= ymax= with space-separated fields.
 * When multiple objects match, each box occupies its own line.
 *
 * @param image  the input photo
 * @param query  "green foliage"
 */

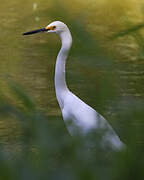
xmin=0 ymin=80 xmax=144 ymax=180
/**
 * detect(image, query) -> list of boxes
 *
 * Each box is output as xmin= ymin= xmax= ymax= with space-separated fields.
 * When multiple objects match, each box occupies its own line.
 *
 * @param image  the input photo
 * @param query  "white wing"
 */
xmin=62 ymin=91 xmax=125 ymax=150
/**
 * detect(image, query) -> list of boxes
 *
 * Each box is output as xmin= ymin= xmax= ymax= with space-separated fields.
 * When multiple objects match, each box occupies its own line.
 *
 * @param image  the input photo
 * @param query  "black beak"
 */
xmin=23 ymin=27 xmax=48 ymax=35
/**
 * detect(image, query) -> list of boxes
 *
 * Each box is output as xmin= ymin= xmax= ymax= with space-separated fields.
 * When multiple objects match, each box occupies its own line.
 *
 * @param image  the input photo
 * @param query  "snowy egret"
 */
xmin=23 ymin=21 xmax=125 ymax=150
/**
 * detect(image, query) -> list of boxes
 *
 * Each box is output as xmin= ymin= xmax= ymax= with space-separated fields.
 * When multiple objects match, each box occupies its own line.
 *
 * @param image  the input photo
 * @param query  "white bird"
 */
xmin=23 ymin=21 xmax=125 ymax=150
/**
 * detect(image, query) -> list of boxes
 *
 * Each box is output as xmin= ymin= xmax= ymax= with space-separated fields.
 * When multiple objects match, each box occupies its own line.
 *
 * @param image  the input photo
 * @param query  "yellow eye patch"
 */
xmin=45 ymin=26 xmax=56 ymax=30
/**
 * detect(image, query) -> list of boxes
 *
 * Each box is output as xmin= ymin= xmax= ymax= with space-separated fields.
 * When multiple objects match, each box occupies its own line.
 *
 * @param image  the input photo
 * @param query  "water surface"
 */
xmin=0 ymin=0 xmax=144 ymax=147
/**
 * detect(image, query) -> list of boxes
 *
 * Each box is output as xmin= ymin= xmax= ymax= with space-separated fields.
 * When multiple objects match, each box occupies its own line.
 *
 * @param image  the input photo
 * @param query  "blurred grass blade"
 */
xmin=111 ymin=23 xmax=144 ymax=39
xmin=0 ymin=104 xmax=26 ymax=121
xmin=7 ymin=79 xmax=36 ymax=111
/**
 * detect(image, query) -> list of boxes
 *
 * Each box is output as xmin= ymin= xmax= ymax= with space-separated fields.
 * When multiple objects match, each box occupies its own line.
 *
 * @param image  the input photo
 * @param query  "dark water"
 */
xmin=0 ymin=0 xmax=144 ymax=153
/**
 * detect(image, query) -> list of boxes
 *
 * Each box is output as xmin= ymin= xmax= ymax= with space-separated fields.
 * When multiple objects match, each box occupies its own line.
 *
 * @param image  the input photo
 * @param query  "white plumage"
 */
xmin=23 ymin=21 xmax=125 ymax=151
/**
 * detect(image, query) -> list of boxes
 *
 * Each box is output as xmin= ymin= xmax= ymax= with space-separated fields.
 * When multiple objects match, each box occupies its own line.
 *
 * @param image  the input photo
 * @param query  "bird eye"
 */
xmin=52 ymin=26 xmax=56 ymax=30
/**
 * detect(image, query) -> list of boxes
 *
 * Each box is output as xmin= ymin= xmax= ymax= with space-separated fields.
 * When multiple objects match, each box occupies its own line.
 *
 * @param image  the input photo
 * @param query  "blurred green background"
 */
xmin=0 ymin=0 xmax=144 ymax=179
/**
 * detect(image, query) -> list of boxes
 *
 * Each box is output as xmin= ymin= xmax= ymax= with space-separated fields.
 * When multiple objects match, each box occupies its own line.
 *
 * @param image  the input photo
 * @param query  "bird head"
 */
xmin=23 ymin=21 xmax=69 ymax=36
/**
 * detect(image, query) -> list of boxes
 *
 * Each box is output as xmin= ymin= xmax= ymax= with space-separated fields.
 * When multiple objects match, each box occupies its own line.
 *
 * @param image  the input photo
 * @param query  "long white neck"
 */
xmin=55 ymin=29 xmax=72 ymax=109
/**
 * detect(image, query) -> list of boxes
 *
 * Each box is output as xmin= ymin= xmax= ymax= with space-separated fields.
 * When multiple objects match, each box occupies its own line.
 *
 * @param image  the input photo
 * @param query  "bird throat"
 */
xmin=54 ymin=30 xmax=72 ymax=109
